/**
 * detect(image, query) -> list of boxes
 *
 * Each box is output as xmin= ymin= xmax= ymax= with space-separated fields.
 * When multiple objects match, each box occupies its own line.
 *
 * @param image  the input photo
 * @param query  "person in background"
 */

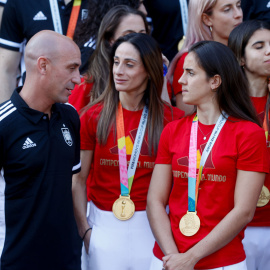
xmin=147 ymin=40 xmax=268 ymax=270
xmin=0 ymin=0 xmax=88 ymax=103
xmin=229 ymin=20 xmax=270 ymax=270
xmin=167 ymin=0 xmax=242 ymax=112
xmin=241 ymin=0 xmax=270 ymax=23
xmin=144 ymin=0 xmax=189 ymax=62
xmin=72 ymin=33 xmax=184 ymax=270
xmin=73 ymin=0 xmax=147 ymax=74
xmin=0 ymin=30 xmax=82 ymax=270
xmin=69 ymin=5 xmax=149 ymax=112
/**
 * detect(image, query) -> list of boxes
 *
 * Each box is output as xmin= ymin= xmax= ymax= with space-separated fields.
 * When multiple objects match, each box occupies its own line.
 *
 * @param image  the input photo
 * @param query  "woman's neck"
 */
xmin=212 ymin=34 xmax=228 ymax=46
xmin=197 ymin=102 xmax=221 ymax=125
xmin=119 ymin=92 xmax=144 ymax=111
xmin=245 ymin=72 xmax=268 ymax=97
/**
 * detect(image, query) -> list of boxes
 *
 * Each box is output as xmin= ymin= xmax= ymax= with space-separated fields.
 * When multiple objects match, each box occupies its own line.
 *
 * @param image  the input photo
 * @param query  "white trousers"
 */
xmin=149 ymin=254 xmax=247 ymax=270
xmin=81 ymin=201 xmax=155 ymax=270
xmin=243 ymin=226 xmax=270 ymax=270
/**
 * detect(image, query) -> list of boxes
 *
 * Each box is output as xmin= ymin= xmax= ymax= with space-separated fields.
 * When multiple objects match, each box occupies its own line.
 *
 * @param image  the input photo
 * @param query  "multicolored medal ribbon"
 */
xmin=257 ymin=105 xmax=270 ymax=207
xmin=66 ymin=0 xmax=82 ymax=39
xmin=179 ymin=112 xmax=228 ymax=236
xmin=112 ymin=102 xmax=148 ymax=220
xmin=49 ymin=0 xmax=82 ymax=39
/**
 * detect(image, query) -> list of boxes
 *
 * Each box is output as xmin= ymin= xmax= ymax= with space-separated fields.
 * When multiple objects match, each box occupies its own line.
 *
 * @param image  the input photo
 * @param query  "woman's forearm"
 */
xmin=147 ymin=201 xmax=179 ymax=256
xmin=72 ymin=175 xmax=89 ymax=238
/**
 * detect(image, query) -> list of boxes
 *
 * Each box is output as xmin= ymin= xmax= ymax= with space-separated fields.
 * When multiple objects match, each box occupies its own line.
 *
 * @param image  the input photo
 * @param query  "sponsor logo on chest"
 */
xmin=22 ymin=137 xmax=37 ymax=149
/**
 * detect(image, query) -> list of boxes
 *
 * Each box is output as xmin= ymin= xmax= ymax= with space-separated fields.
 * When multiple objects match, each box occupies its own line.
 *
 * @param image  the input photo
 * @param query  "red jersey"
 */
xmin=172 ymin=52 xmax=188 ymax=96
xmin=153 ymin=114 xmax=269 ymax=269
xmin=250 ymin=96 xmax=270 ymax=226
xmin=80 ymin=103 xmax=184 ymax=211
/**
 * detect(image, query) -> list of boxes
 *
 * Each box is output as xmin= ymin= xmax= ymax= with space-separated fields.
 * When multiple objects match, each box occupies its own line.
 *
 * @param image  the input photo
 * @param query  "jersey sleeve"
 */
xmin=172 ymin=53 xmax=187 ymax=96
xmin=163 ymin=104 xmax=184 ymax=127
xmin=72 ymin=114 xmax=81 ymax=174
xmin=68 ymin=78 xmax=93 ymax=114
xmin=65 ymin=106 xmax=81 ymax=174
xmin=236 ymin=125 xmax=269 ymax=173
xmin=80 ymin=105 xmax=100 ymax=151
xmin=0 ymin=0 xmax=24 ymax=51
xmin=155 ymin=123 xmax=173 ymax=165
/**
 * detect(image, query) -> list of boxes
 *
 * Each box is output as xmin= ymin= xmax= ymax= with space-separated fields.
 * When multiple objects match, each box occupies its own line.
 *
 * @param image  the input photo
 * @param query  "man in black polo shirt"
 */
xmin=0 ymin=0 xmax=88 ymax=103
xmin=0 ymin=30 xmax=82 ymax=270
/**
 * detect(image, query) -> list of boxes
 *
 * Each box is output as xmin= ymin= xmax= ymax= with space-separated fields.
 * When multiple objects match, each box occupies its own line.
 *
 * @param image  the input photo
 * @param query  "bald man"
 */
xmin=0 ymin=30 xmax=82 ymax=270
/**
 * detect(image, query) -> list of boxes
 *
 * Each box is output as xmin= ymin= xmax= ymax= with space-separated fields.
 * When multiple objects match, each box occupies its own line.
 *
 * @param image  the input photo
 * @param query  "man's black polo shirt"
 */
xmin=0 ymin=0 xmax=88 ymax=52
xmin=0 ymin=89 xmax=81 ymax=270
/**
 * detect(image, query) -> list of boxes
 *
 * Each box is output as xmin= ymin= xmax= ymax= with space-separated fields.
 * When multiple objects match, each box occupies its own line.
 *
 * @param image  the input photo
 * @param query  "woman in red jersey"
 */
xmin=167 ymin=0 xmax=242 ymax=112
xmin=72 ymin=33 xmax=183 ymax=270
xmin=229 ymin=20 xmax=270 ymax=270
xmin=147 ymin=41 xmax=269 ymax=270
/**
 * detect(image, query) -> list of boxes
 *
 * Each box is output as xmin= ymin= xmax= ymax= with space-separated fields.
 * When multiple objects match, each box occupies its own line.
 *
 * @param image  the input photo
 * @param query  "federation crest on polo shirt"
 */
xmin=61 ymin=124 xmax=73 ymax=146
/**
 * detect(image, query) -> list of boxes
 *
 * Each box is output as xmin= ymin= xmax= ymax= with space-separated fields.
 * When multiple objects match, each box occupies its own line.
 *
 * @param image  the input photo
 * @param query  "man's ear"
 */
xmin=37 ymin=56 xmax=48 ymax=75
xmin=202 ymin=13 xmax=213 ymax=27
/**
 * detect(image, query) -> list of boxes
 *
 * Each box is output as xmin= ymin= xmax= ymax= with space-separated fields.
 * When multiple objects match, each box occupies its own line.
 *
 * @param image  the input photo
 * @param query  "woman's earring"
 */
xmin=209 ymin=26 xmax=212 ymax=32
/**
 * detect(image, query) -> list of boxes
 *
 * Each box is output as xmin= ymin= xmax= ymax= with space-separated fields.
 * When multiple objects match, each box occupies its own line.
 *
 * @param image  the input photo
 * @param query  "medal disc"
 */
xmin=257 ymin=185 xmax=270 ymax=207
xmin=112 ymin=195 xmax=135 ymax=221
xmin=179 ymin=211 xmax=200 ymax=236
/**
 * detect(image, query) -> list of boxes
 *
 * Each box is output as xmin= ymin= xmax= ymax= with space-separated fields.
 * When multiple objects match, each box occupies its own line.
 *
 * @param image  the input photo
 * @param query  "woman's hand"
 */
xmin=162 ymin=253 xmax=197 ymax=270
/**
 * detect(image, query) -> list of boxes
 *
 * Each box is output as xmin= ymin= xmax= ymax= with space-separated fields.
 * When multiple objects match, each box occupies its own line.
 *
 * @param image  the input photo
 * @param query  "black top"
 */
xmin=0 ymin=89 xmax=81 ymax=270
xmin=0 ymin=0 xmax=6 ymax=7
xmin=0 ymin=0 xmax=88 ymax=51
xmin=145 ymin=0 xmax=189 ymax=61
xmin=0 ymin=0 xmax=88 ymax=77
xmin=242 ymin=0 xmax=270 ymax=22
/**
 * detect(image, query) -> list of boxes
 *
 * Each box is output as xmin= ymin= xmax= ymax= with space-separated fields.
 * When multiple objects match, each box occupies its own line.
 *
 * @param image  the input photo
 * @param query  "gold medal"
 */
xmin=179 ymin=211 xmax=200 ymax=236
xmin=257 ymin=185 xmax=270 ymax=207
xmin=112 ymin=195 xmax=135 ymax=221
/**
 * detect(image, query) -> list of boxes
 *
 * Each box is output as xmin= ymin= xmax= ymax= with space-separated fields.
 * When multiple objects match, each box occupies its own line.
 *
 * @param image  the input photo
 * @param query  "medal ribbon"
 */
xmin=66 ymin=0 xmax=82 ymax=39
xmin=49 ymin=0 xmax=63 ymax=34
xmin=263 ymin=102 xmax=269 ymax=144
xmin=50 ymin=0 xmax=82 ymax=38
xmin=179 ymin=0 xmax=188 ymax=36
xmin=188 ymin=113 xmax=228 ymax=212
xmin=116 ymin=102 xmax=148 ymax=196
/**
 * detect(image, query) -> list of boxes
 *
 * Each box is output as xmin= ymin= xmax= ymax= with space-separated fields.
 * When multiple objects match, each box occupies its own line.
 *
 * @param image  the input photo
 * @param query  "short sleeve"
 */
xmin=72 ymin=112 xmax=81 ymax=174
xmin=172 ymin=53 xmax=187 ymax=96
xmin=236 ymin=126 xmax=269 ymax=173
xmin=0 ymin=0 xmax=24 ymax=51
xmin=80 ymin=106 xmax=100 ymax=150
xmin=155 ymin=123 xmax=173 ymax=165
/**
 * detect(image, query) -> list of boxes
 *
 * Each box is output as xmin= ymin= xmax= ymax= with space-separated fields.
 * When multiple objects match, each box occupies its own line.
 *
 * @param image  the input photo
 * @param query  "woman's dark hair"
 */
xmin=85 ymin=5 xmax=149 ymax=101
xmin=228 ymin=20 xmax=270 ymax=128
xmin=189 ymin=40 xmax=260 ymax=125
xmin=228 ymin=20 xmax=270 ymax=66
xmin=87 ymin=33 xmax=165 ymax=155
xmin=74 ymin=0 xmax=140 ymax=46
